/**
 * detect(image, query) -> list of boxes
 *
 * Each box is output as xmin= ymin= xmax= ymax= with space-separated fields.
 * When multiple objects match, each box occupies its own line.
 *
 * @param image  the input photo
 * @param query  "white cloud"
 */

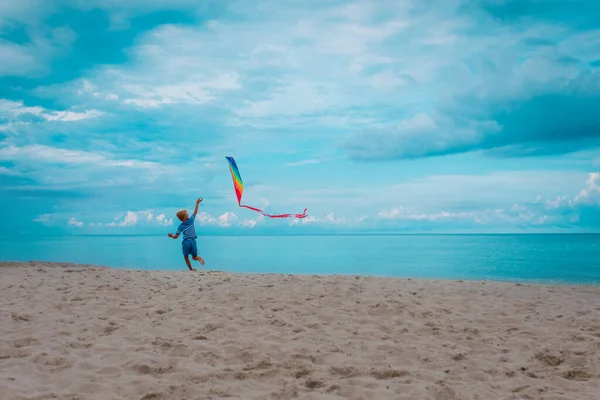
xmin=290 ymin=170 xmax=588 ymax=214
xmin=87 ymin=211 xmax=174 ymax=228
xmin=241 ymin=219 xmax=257 ymax=228
xmin=260 ymin=198 xmax=270 ymax=209
xmin=81 ymin=24 xmax=243 ymax=109
xmin=0 ymin=24 xmax=76 ymax=77
xmin=0 ymin=99 xmax=45 ymax=117
xmin=0 ymin=144 xmax=161 ymax=169
xmin=345 ymin=112 xmax=500 ymax=160
xmin=377 ymin=205 xmax=544 ymax=226
xmin=67 ymin=217 xmax=83 ymax=227
xmin=285 ymin=159 xmax=324 ymax=167
xmin=0 ymin=100 xmax=103 ymax=122
xmin=123 ymin=97 xmax=175 ymax=108
xmin=120 ymin=73 xmax=240 ymax=108
xmin=544 ymin=196 xmax=569 ymax=209
xmin=119 ymin=211 xmax=139 ymax=227
xmin=573 ymin=172 xmax=600 ymax=205
xmin=290 ymin=215 xmax=320 ymax=225
xmin=0 ymin=166 xmax=21 ymax=176
xmin=378 ymin=208 xmax=403 ymax=219
xmin=377 ymin=207 xmax=478 ymax=222
xmin=195 ymin=212 xmax=217 ymax=225
xmin=218 ymin=211 xmax=238 ymax=227
xmin=290 ymin=212 xmax=368 ymax=226
xmin=156 ymin=213 xmax=173 ymax=225
xmin=374 ymin=173 xmax=600 ymax=228
xmin=33 ymin=214 xmax=53 ymax=224
xmin=44 ymin=109 xmax=104 ymax=122
xmin=536 ymin=172 xmax=600 ymax=211
xmin=240 ymin=214 xmax=265 ymax=228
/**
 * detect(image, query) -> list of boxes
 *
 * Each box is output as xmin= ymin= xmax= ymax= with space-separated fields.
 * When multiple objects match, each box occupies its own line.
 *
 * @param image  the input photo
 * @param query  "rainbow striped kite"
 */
xmin=225 ymin=156 xmax=307 ymax=219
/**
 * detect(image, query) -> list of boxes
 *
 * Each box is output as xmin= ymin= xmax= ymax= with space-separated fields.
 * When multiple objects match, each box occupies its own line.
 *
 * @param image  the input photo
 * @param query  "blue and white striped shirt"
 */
xmin=176 ymin=215 xmax=197 ymax=240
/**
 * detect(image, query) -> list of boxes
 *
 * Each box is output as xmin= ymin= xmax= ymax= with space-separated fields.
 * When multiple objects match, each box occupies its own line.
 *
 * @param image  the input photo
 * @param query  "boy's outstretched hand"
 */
xmin=193 ymin=197 xmax=203 ymax=216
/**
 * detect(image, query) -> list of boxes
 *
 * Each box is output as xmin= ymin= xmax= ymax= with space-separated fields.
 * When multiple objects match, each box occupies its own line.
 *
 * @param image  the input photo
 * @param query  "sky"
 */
xmin=0 ymin=0 xmax=599 ymax=236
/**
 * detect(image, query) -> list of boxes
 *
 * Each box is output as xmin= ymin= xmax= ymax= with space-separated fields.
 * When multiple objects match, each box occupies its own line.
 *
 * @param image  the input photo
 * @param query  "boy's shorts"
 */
xmin=182 ymin=238 xmax=198 ymax=258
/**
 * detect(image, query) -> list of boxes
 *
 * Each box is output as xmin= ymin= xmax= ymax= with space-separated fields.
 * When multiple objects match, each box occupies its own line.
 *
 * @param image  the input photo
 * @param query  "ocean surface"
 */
xmin=1 ymin=234 xmax=599 ymax=284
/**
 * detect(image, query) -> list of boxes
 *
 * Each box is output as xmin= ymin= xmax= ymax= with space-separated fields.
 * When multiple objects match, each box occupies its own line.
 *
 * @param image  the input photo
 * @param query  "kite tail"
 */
xmin=239 ymin=204 xmax=307 ymax=219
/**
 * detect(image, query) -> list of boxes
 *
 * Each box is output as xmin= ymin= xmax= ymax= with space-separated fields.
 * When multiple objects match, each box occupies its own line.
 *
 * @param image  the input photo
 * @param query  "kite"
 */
xmin=225 ymin=156 xmax=307 ymax=219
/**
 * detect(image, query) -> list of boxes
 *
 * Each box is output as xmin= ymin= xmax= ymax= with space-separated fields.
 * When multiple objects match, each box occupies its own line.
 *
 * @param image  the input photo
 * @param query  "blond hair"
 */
xmin=176 ymin=209 xmax=188 ymax=221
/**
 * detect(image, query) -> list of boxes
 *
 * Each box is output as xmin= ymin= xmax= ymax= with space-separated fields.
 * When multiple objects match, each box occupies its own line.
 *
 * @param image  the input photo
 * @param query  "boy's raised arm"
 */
xmin=168 ymin=232 xmax=179 ymax=239
xmin=193 ymin=197 xmax=203 ymax=216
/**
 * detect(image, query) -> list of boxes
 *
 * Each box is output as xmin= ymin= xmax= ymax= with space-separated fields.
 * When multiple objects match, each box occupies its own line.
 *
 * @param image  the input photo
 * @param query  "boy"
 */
xmin=168 ymin=198 xmax=205 ymax=271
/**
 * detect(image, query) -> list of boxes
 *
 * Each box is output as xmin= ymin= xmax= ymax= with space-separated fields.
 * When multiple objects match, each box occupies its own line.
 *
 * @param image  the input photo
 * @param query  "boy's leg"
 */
xmin=193 ymin=256 xmax=205 ymax=266
xmin=184 ymin=255 xmax=195 ymax=271
xmin=191 ymin=240 xmax=205 ymax=266
xmin=182 ymin=240 xmax=196 ymax=271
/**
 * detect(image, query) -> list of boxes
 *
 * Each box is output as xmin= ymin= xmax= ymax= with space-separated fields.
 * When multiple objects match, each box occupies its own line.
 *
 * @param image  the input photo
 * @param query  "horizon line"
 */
xmin=2 ymin=232 xmax=600 ymax=239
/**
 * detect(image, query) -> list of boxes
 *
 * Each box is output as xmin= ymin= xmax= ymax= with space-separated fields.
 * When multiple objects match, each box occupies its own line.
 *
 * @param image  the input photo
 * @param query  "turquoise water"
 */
xmin=1 ymin=234 xmax=599 ymax=284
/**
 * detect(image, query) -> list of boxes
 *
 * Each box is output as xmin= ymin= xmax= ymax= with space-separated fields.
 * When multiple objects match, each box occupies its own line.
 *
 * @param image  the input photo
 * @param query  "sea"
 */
xmin=1 ymin=234 xmax=599 ymax=284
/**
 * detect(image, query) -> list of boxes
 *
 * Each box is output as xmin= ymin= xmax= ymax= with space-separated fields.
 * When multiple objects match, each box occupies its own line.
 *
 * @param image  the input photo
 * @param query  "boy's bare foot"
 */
xmin=194 ymin=256 xmax=205 ymax=266
xmin=191 ymin=268 xmax=197 ymax=271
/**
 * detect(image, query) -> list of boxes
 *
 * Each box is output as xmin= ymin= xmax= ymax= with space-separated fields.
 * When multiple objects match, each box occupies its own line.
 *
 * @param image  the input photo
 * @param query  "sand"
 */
xmin=1 ymin=262 xmax=599 ymax=400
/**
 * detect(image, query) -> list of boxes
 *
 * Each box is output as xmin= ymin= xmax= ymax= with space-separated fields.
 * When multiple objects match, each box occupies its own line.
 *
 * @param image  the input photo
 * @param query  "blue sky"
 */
xmin=1 ymin=0 xmax=599 ymax=235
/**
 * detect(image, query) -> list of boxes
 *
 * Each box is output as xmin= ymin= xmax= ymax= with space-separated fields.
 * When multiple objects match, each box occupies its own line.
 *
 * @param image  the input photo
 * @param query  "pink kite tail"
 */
xmin=239 ymin=204 xmax=307 ymax=219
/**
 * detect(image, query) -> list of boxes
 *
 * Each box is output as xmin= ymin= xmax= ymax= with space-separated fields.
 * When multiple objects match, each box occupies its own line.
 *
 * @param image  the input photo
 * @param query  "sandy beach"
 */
xmin=1 ymin=262 xmax=599 ymax=399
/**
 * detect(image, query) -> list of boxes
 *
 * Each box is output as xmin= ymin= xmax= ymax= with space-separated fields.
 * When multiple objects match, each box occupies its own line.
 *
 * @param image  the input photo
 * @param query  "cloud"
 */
xmin=377 ymin=207 xmax=479 ymax=222
xmin=285 ymin=159 xmax=326 ymax=167
xmin=218 ymin=211 xmax=238 ymax=227
xmin=68 ymin=210 xmax=175 ymax=228
xmin=0 ymin=2 xmax=202 ymax=99
xmin=535 ymin=172 xmax=600 ymax=227
xmin=241 ymin=219 xmax=257 ymax=228
xmin=0 ymin=99 xmax=45 ymax=117
xmin=378 ymin=206 xmax=490 ymax=224
xmin=0 ymin=166 xmax=21 ymax=176
xmin=0 ymin=21 xmax=76 ymax=77
xmin=260 ymin=198 xmax=270 ymax=209
xmin=67 ymin=217 xmax=83 ymax=227
xmin=44 ymin=109 xmax=104 ymax=122
xmin=289 ymin=212 xmax=368 ymax=227
xmin=121 ymin=72 xmax=240 ymax=108
xmin=33 ymin=214 xmax=53 ymax=224
xmin=345 ymin=112 xmax=499 ymax=160
xmin=374 ymin=205 xmax=550 ymax=229
xmin=119 ymin=211 xmax=140 ymax=227
xmin=375 ymin=172 xmax=600 ymax=229
xmin=0 ymin=100 xmax=103 ymax=123
xmin=345 ymin=69 xmax=600 ymax=160
xmin=156 ymin=213 xmax=173 ymax=225
xmin=240 ymin=213 xmax=266 ymax=228
xmin=195 ymin=212 xmax=217 ymax=225
xmin=573 ymin=172 xmax=600 ymax=205
xmin=0 ymin=144 xmax=160 ymax=169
